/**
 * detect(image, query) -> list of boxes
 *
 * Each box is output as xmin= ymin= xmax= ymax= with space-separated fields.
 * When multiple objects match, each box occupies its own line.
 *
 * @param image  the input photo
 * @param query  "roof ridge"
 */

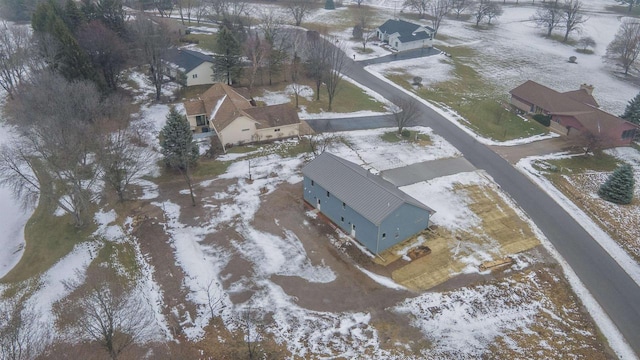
xmin=326 ymin=153 xmax=412 ymax=208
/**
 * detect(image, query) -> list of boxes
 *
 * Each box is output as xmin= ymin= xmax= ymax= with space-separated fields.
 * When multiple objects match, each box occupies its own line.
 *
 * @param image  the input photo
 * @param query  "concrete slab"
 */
xmin=380 ymin=157 xmax=476 ymax=187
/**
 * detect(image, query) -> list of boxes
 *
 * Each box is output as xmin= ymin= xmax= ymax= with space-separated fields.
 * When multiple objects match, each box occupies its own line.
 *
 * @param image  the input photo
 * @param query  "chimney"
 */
xmin=580 ymin=83 xmax=594 ymax=95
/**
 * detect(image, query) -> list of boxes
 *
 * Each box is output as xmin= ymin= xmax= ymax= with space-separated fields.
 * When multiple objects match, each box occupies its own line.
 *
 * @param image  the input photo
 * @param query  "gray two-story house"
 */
xmin=302 ymin=152 xmax=435 ymax=255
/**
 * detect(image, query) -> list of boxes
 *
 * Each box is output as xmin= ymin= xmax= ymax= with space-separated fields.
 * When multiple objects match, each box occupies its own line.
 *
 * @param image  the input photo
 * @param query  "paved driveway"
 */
xmin=381 ymin=157 xmax=476 ymax=187
xmin=358 ymin=46 xmax=441 ymax=66
xmin=490 ymin=137 xmax=579 ymax=164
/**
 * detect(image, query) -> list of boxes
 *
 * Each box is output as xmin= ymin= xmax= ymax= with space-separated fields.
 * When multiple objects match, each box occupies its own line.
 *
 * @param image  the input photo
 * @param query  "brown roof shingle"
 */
xmin=511 ymin=80 xmax=638 ymax=136
xmin=242 ymin=104 xmax=300 ymax=129
xmin=183 ymin=83 xmax=253 ymax=130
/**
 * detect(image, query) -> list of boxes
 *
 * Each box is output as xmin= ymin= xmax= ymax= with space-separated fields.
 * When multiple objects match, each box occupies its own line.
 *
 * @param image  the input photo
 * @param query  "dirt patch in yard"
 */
xmin=376 ymin=183 xmax=541 ymax=291
xmin=253 ymin=182 xmax=427 ymax=345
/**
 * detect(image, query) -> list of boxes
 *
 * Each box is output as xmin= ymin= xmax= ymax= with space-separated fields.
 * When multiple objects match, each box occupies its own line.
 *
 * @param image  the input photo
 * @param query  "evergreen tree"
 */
xmin=213 ymin=26 xmax=242 ymax=85
xmin=598 ymin=164 xmax=635 ymax=205
xmin=32 ymin=1 xmax=99 ymax=85
xmin=63 ymin=0 xmax=85 ymax=33
xmin=160 ymin=106 xmax=199 ymax=206
xmin=325 ymin=0 xmax=335 ymax=9
xmin=621 ymin=92 xmax=640 ymax=125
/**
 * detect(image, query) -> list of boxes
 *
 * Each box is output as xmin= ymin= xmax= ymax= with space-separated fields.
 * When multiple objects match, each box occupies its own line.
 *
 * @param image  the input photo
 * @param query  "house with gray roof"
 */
xmin=302 ymin=152 xmax=435 ymax=254
xmin=164 ymin=48 xmax=215 ymax=87
xmin=376 ymin=19 xmax=435 ymax=52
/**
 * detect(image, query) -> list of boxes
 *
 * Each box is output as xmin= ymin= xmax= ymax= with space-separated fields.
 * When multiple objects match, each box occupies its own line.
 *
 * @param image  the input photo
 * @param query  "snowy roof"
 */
xmin=164 ymin=48 xmax=214 ymax=73
xmin=302 ymin=152 xmax=434 ymax=226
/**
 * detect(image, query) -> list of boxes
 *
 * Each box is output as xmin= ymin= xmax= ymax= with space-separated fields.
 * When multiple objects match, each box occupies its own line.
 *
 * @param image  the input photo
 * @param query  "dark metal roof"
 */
xmin=378 ymin=19 xmax=434 ymax=39
xmin=164 ymin=48 xmax=214 ymax=73
xmin=302 ymin=152 xmax=434 ymax=225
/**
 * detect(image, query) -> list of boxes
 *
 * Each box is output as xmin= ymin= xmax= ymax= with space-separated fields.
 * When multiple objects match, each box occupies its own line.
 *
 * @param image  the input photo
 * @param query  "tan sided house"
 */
xmin=183 ymin=83 xmax=301 ymax=150
xmin=510 ymin=80 xmax=638 ymax=147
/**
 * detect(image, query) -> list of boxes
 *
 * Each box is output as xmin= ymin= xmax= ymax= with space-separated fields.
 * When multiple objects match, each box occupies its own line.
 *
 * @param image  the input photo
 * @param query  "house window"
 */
xmin=274 ymin=128 xmax=281 ymax=132
xmin=242 ymin=128 xmax=250 ymax=131
xmin=395 ymin=41 xmax=398 ymax=48
xmin=195 ymin=115 xmax=206 ymax=126
xmin=342 ymin=202 xmax=346 ymax=209
xmin=311 ymin=180 xmax=314 ymax=186
xmin=622 ymin=129 xmax=636 ymax=139
xmin=341 ymin=216 xmax=344 ymax=223
xmin=326 ymin=191 xmax=330 ymax=197
xmin=192 ymin=74 xmax=198 ymax=78
xmin=382 ymin=233 xmax=386 ymax=239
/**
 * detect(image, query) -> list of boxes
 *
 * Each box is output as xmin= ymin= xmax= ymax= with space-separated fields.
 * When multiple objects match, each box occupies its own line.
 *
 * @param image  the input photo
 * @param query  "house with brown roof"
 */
xmin=183 ymin=83 xmax=301 ymax=150
xmin=510 ymin=80 xmax=638 ymax=147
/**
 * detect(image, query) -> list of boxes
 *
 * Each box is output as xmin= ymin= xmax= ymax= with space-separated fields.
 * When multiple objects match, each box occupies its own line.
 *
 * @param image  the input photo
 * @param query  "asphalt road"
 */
xmin=338 ymin=57 xmax=640 ymax=356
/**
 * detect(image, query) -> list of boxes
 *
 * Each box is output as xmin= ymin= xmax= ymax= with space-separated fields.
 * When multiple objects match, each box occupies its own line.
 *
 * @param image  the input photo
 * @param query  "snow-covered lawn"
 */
xmin=518 ymin=148 xmax=640 ymax=285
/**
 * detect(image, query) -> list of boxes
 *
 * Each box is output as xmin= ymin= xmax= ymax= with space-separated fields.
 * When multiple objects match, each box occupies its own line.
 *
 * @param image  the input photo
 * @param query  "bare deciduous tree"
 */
xmin=561 ymin=0 xmax=588 ymax=42
xmin=131 ymin=15 xmax=173 ymax=101
xmin=308 ymin=132 xmax=337 ymax=156
xmin=0 ymin=73 xmax=105 ymax=226
xmin=0 ymin=21 xmax=36 ymax=100
xmin=577 ymin=36 xmax=595 ymax=51
xmin=177 ymin=0 xmax=196 ymax=24
xmin=473 ymin=0 xmax=491 ymax=26
xmin=96 ymin=99 xmax=154 ymax=202
xmin=0 ymin=295 xmax=49 ymax=360
xmin=392 ymin=96 xmax=422 ymax=134
xmin=485 ymin=1 xmax=502 ymax=24
xmin=58 ymin=273 xmax=155 ymax=360
xmin=325 ymin=39 xmax=347 ymax=112
xmin=304 ymin=34 xmax=331 ymax=101
xmin=77 ymin=20 xmax=128 ymax=92
xmin=428 ymin=0 xmax=453 ymax=36
xmin=607 ymin=19 xmax=640 ymax=75
xmin=531 ymin=1 xmax=563 ymax=37
xmin=287 ymin=0 xmax=312 ymax=26
xmin=404 ymin=0 xmax=430 ymax=18
xmin=200 ymin=279 xmax=224 ymax=319
xmin=244 ymin=30 xmax=269 ymax=91
xmin=452 ymin=0 xmax=474 ymax=19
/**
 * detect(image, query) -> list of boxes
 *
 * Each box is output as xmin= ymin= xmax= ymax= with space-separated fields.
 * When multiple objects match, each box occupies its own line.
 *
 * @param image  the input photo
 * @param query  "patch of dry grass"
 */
xmin=487 ymin=268 xmax=614 ymax=359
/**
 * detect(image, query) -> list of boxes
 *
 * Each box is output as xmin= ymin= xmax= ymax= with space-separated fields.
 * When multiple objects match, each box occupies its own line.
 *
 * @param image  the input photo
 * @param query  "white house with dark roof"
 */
xmin=164 ymin=48 xmax=215 ymax=87
xmin=376 ymin=19 xmax=435 ymax=52
xmin=302 ymin=152 xmax=435 ymax=254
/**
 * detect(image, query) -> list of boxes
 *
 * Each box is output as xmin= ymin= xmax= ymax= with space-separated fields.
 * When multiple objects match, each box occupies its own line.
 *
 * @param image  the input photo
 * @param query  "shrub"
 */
xmin=598 ymin=164 xmax=635 ymax=204
xmin=352 ymin=24 xmax=363 ymax=39
xmin=569 ymin=55 xmax=577 ymax=63
xmin=412 ymin=76 xmax=423 ymax=87
xmin=532 ymin=114 xmax=551 ymax=126
xmin=401 ymin=129 xmax=411 ymax=138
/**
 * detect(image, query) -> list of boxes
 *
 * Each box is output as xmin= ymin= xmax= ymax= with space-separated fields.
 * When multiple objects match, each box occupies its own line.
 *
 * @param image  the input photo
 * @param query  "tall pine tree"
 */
xmin=598 ymin=164 xmax=635 ymax=204
xmin=621 ymin=92 xmax=640 ymax=125
xmin=213 ymin=26 xmax=242 ymax=85
xmin=160 ymin=106 xmax=199 ymax=206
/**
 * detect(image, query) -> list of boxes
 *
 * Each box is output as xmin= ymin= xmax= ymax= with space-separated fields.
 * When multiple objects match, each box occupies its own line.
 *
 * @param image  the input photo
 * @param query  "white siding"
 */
xmin=186 ymin=62 xmax=215 ymax=86
xmin=255 ymin=123 xmax=299 ymax=141
xmin=219 ymin=116 xmax=257 ymax=145
xmin=388 ymin=32 xmax=433 ymax=51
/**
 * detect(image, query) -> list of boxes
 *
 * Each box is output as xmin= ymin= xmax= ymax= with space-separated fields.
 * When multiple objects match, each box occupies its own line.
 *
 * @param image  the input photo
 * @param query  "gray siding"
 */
xmin=378 ymin=204 xmax=431 ymax=253
xmin=304 ymin=176 xmax=379 ymax=252
xmin=304 ymin=176 xmax=431 ymax=254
